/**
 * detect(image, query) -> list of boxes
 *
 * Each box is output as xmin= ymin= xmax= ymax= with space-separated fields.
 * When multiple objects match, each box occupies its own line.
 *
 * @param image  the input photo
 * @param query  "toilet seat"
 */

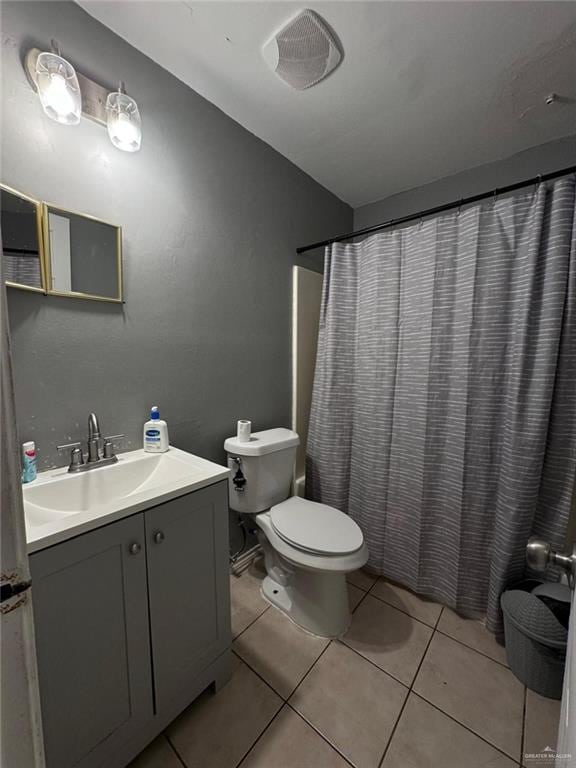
xmin=270 ymin=496 xmax=364 ymax=555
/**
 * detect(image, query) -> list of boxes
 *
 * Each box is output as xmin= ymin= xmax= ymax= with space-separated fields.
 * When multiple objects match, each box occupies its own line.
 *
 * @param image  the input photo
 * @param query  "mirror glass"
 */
xmin=44 ymin=204 xmax=122 ymax=302
xmin=1 ymin=185 xmax=45 ymax=292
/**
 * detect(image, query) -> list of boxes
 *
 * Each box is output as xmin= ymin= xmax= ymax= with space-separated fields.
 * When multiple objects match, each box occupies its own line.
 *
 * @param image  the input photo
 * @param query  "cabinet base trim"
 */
xmin=114 ymin=647 xmax=232 ymax=768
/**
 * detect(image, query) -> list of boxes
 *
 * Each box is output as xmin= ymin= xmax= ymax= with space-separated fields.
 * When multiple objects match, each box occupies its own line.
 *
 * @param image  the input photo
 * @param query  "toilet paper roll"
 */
xmin=237 ymin=420 xmax=251 ymax=442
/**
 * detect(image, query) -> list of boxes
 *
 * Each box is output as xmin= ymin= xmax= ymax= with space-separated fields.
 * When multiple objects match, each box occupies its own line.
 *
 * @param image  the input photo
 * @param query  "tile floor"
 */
xmin=130 ymin=561 xmax=562 ymax=768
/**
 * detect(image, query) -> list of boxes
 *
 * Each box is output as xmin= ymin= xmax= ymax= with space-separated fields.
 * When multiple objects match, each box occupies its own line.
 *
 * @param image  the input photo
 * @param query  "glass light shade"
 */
xmin=35 ymin=52 xmax=81 ymax=125
xmin=106 ymin=92 xmax=142 ymax=152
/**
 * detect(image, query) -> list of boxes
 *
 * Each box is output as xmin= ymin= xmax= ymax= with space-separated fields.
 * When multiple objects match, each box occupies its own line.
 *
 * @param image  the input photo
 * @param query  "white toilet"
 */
xmin=225 ymin=427 xmax=368 ymax=638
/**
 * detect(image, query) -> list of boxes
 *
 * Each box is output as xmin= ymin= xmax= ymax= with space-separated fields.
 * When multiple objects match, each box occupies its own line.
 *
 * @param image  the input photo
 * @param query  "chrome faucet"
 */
xmin=88 ymin=412 xmax=101 ymax=462
xmin=88 ymin=413 xmax=101 ymax=440
xmin=57 ymin=413 xmax=124 ymax=473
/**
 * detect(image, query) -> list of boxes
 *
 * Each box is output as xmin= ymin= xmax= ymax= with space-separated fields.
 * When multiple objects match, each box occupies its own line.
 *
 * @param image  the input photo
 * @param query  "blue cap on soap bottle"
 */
xmin=150 ymin=406 xmax=160 ymax=420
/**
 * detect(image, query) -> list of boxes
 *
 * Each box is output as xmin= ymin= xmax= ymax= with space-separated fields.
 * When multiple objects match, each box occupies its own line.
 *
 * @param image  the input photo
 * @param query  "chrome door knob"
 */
xmin=153 ymin=531 xmax=165 ymax=544
xmin=129 ymin=542 xmax=142 ymax=555
xmin=526 ymin=538 xmax=551 ymax=572
xmin=527 ymin=537 xmax=576 ymax=589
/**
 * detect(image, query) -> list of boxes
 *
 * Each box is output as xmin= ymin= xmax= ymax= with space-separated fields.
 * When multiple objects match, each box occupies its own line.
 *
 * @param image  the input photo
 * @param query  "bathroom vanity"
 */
xmin=24 ymin=448 xmax=232 ymax=768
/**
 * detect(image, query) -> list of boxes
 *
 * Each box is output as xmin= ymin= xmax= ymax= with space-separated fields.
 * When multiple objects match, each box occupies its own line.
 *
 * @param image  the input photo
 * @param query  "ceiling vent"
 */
xmin=262 ymin=10 xmax=342 ymax=90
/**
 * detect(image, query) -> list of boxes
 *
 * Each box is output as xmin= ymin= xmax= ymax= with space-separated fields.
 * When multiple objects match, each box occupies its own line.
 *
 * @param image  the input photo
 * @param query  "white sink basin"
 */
xmin=24 ymin=447 xmax=230 ymax=552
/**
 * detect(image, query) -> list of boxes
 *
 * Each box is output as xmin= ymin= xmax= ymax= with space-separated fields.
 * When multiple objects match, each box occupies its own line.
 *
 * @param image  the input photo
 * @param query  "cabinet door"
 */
xmin=30 ymin=514 xmax=153 ymax=768
xmin=145 ymin=481 xmax=231 ymax=714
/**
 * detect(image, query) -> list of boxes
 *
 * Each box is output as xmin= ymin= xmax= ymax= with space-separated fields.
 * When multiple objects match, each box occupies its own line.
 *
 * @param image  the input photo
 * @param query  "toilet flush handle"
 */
xmin=230 ymin=456 xmax=247 ymax=493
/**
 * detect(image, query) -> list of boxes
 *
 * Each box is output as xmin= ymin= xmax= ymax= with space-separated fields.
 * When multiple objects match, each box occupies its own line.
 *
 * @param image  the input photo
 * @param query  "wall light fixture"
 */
xmin=34 ymin=42 xmax=81 ymax=125
xmin=25 ymin=43 xmax=142 ymax=153
xmin=106 ymin=83 xmax=142 ymax=153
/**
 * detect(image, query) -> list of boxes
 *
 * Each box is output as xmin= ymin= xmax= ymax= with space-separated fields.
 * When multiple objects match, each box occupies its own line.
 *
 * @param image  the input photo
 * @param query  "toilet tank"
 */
xmin=224 ymin=428 xmax=300 ymax=514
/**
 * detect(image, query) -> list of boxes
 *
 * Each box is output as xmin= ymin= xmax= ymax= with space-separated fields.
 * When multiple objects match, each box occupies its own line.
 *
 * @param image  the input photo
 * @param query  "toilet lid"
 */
xmin=270 ymin=497 xmax=364 ymax=555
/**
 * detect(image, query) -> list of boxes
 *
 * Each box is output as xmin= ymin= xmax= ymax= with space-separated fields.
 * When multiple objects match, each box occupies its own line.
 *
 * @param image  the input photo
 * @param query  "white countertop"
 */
xmin=24 ymin=447 xmax=230 ymax=553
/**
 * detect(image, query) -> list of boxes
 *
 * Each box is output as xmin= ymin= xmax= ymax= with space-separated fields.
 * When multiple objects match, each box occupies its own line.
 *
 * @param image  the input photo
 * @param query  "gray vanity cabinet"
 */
xmin=145 ymin=482 xmax=231 ymax=714
xmin=30 ymin=513 xmax=153 ymax=768
xmin=30 ymin=480 xmax=231 ymax=768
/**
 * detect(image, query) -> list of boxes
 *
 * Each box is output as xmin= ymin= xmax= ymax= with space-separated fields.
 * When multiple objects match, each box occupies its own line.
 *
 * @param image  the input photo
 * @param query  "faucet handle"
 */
xmin=57 ymin=443 xmax=84 ymax=469
xmin=57 ymin=441 xmax=81 ymax=451
xmin=103 ymin=435 xmax=124 ymax=460
xmin=69 ymin=447 xmax=84 ymax=468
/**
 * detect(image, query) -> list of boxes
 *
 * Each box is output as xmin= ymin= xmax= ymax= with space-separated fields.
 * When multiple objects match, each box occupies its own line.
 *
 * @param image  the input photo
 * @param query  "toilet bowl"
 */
xmin=224 ymin=428 xmax=368 ymax=638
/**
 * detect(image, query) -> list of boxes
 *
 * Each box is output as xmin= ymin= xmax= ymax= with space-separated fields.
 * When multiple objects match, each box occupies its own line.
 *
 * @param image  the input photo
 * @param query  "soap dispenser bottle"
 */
xmin=143 ymin=406 xmax=169 ymax=453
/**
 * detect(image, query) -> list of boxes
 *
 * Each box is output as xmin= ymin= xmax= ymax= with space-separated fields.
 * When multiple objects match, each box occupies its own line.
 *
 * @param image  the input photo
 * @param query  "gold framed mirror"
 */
xmin=1 ymin=184 xmax=46 ymax=293
xmin=42 ymin=203 xmax=123 ymax=303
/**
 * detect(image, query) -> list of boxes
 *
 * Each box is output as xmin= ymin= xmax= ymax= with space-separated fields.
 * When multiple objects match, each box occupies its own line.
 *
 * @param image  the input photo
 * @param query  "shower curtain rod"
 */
xmin=296 ymin=164 xmax=576 ymax=254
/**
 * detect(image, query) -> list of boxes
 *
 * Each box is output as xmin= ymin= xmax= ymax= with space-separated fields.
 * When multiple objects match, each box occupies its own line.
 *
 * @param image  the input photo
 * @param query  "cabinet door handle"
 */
xmin=153 ymin=531 xmax=165 ymax=544
xmin=129 ymin=542 xmax=142 ymax=555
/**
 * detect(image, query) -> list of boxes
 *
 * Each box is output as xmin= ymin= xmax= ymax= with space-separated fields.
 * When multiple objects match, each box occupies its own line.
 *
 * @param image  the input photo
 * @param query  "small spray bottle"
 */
xmin=21 ymin=441 xmax=37 ymax=483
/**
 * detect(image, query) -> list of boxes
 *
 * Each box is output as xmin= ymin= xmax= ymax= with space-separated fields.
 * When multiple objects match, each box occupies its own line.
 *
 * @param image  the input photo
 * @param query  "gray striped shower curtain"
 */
xmin=306 ymin=175 xmax=576 ymax=632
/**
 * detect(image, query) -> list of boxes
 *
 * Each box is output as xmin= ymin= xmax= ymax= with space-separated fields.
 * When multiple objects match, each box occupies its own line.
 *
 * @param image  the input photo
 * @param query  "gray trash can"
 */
xmin=501 ymin=585 xmax=569 ymax=699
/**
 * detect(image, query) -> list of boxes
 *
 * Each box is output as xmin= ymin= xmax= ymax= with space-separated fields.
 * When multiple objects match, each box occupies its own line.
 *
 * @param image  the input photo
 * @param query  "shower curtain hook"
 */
xmin=533 ymin=174 xmax=543 ymax=199
xmin=457 ymin=198 xmax=464 ymax=217
xmin=492 ymin=188 xmax=499 ymax=208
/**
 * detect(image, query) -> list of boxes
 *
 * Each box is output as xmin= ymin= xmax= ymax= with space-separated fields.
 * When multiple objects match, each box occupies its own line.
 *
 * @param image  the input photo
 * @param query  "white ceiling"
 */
xmin=79 ymin=1 xmax=576 ymax=207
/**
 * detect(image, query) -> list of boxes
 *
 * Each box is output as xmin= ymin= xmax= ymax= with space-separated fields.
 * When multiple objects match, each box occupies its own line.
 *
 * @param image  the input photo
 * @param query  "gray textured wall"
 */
xmin=2 ymin=1 xmax=350 ymax=473
xmin=354 ymin=134 xmax=576 ymax=229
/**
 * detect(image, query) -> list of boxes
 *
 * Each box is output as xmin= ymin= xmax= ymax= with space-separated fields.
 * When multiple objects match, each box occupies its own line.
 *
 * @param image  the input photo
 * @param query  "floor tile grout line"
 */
xmin=285 ymin=702 xmax=357 ymax=768
xmin=370 ymin=590 xmax=510 ymax=669
xmin=164 ymin=731 xmax=192 ymax=768
xmin=231 ymin=647 xmax=289 ymax=702
xmin=233 ymin=633 xmax=333 ymax=705
xmin=346 ymin=576 xmax=377 ymax=593
xmin=410 ymin=689 xmax=523 ymax=766
xmin=229 ymin=573 xmax=288 ymax=766
xmin=201 ymin=576 xmax=285 ymax=768
xmin=237 ymin=605 xmax=404 ymax=765
xmin=377 ymin=621 xmax=438 ymax=768
xmin=364 ymin=579 xmax=510 ymax=668
xmin=286 ymin=640 xmax=333 ymax=703
xmin=366 ymin=572 xmax=442 ymax=611
xmin=232 ymin=603 xmax=270 ymax=643
xmin=350 ymin=583 xmax=372 ymax=614
xmin=434 ymin=605 xmax=444 ymax=630
xmin=340 ymin=617 xmax=523 ymax=766
xmin=233 ymin=637 xmax=334 ymax=709
xmin=233 ymin=700 xmax=286 ymax=768
xmin=234 ymin=580 xmax=364 ymax=701
xmin=342 ymin=582 xmax=518 ymax=762
xmin=367 ymin=588 xmax=442 ymax=630
xmin=345 ymin=579 xmax=367 ymax=593
xmin=364 ymin=595 xmax=509 ymax=670
xmin=520 ymin=685 xmax=527 ymax=766
xmin=434 ymin=626 xmax=509 ymax=668
xmin=234 ymin=572 xmax=520 ymax=767
xmin=232 ymin=584 xmax=362 ymax=765
xmin=361 ymin=575 xmax=509 ymax=668
xmin=337 ymin=637 xmax=412 ymax=690
xmin=375 ymin=687 xmax=411 ymax=768
xmin=409 ymin=624 xmax=437 ymax=692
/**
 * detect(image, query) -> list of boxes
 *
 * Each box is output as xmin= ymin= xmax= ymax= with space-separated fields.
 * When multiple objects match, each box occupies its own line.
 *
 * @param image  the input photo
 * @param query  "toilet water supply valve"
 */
xmin=230 ymin=456 xmax=247 ymax=493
